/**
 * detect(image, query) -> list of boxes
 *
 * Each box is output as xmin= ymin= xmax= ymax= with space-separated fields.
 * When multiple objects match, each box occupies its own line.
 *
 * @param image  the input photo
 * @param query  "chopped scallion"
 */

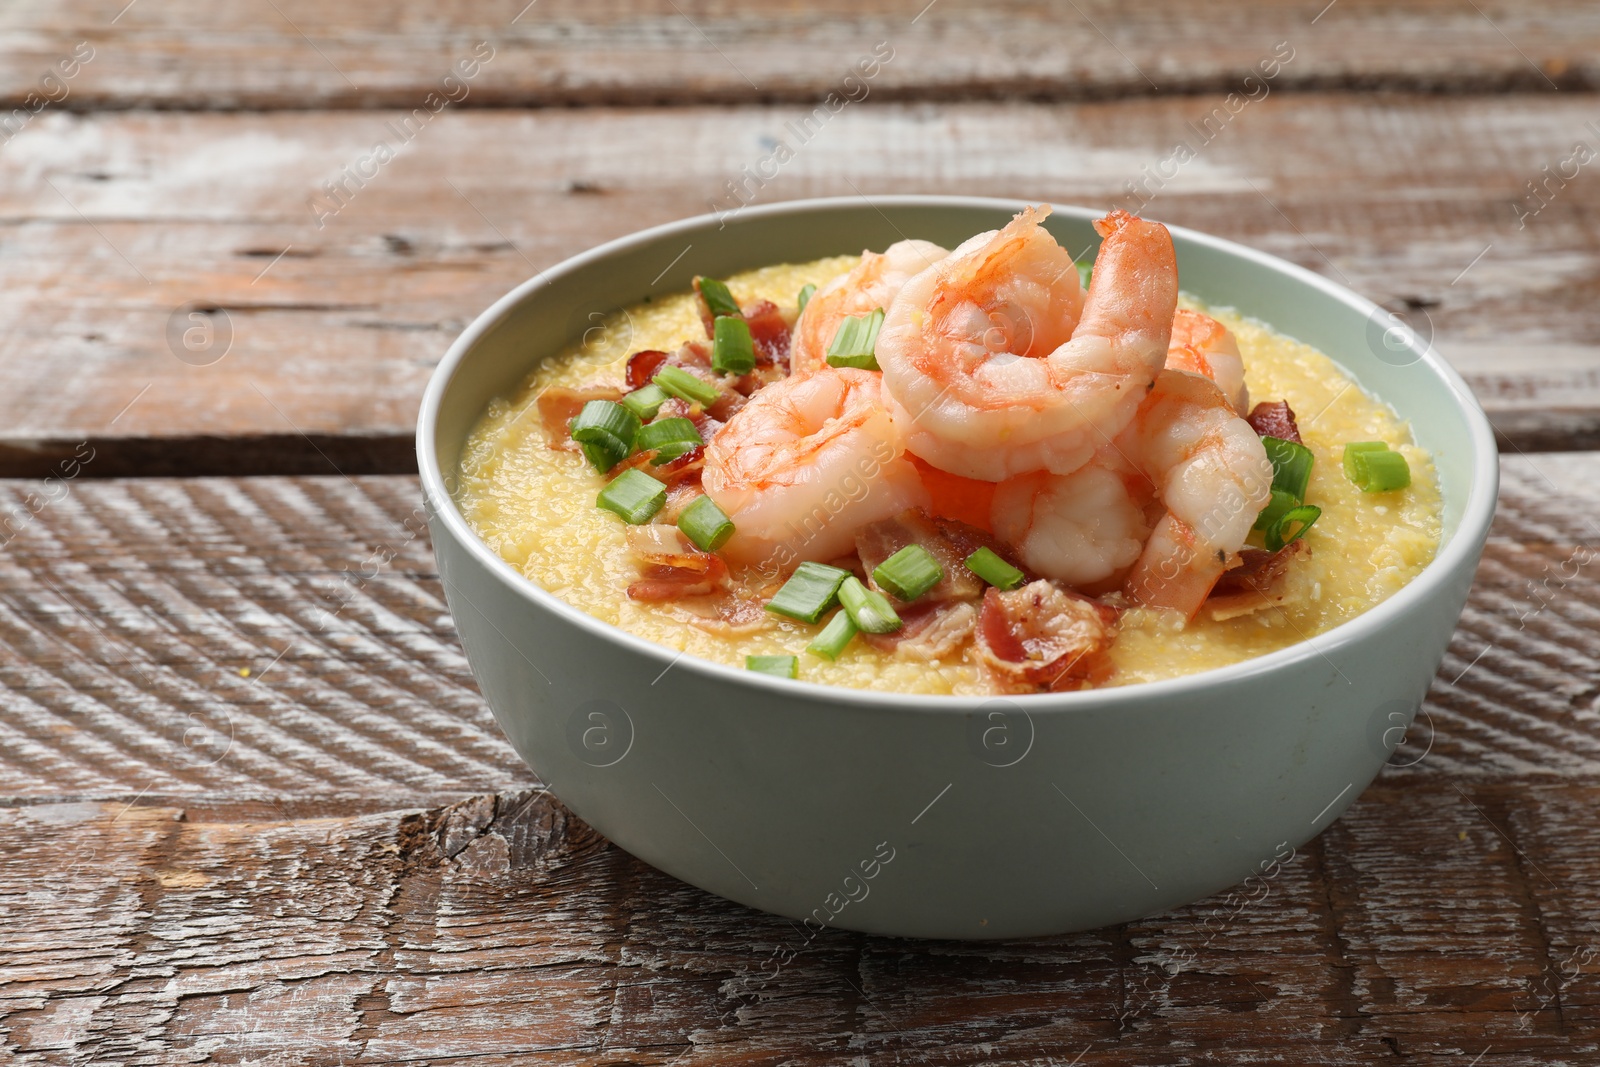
xmin=964 ymin=546 xmax=1025 ymax=590
xmin=797 ymin=283 xmax=816 ymax=314
xmin=677 ymin=494 xmax=735 ymax=552
xmin=653 ymin=365 xmax=721 ymax=407
xmin=872 ymin=544 xmax=943 ymax=601
xmin=635 ymin=417 xmax=702 ymax=464
xmin=746 ymin=654 xmax=798 ymax=678
xmin=696 ymin=276 xmax=741 ymax=318
xmin=825 ymin=308 xmax=885 ymax=371
xmin=596 ymin=468 xmax=666 ymax=524
xmin=1264 ymin=504 xmax=1321 ymax=552
xmin=1261 ymin=436 xmax=1314 ymax=501
xmin=806 ymin=609 xmax=858 ymax=661
xmin=837 ymin=575 xmax=902 ymax=634
xmin=620 ymin=383 xmax=669 ymax=421
xmin=766 ymin=561 xmax=851 ymax=624
xmin=712 ymin=314 xmax=756 ymax=375
xmin=1342 ymin=441 xmax=1411 ymax=492
xmin=1076 ymin=261 xmax=1093 ymax=290
xmin=1252 ymin=487 xmax=1301 ymax=533
xmin=569 ymin=399 xmax=641 ymax=473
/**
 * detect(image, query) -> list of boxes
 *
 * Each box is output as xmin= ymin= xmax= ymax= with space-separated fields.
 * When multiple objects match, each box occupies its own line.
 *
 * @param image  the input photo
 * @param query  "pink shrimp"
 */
xmin=1167 ymin=309 xmax=1248 ymax=415
xmin=790 ymin=240 xmax=949 ymax=376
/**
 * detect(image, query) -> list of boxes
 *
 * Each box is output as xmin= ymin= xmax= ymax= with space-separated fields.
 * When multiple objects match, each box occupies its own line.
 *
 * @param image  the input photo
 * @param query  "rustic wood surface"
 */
xmin=4 ymin=0 xmax=1600 ymax=1062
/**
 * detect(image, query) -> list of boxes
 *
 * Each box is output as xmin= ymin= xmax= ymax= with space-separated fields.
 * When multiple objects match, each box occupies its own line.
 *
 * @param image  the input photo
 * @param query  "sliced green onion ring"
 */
xmin=746 ymin=654 xmax=798 ymax=678
xmin=825 ymin=308 xmax=885 ymax=371
xmin=1261 ymin=435 xmax=1314 ymax=501
xmin=596 ymin=468 xmax=666 ymax=524
xmin=1076 ymin=261 xmax=1093 ymax=291
xmin=569 ymin=399 xmax=641 ymax=473
xmin=806 ymin=609 xmax=859 ymax=661
xmin=1358 ymin=449 xmax=1410 ymax=492
xmin=696 ymin=276 xmax=741 ymax=318
xmin=1252 ymin=487 xmax=1301 ymax=533
xmin=677 ymin=494 xmax=735 ymax=552
xmin=766 ymin=561 xmax=851 ymax=624
xmin=837 ymin=575 xmax=902 ymax=634
xmin=1341 ymin=441 xmax=1389 ymax=484
xmin=797 ymin=283 xmax=816 ymax=314
xmin=1265 ymin=504 xmax=1321 ymax=552
xmin=711 ymin=315 xmax=756 ymax=375
xmin=964 ymin=546 xmax=1025 ymax=590
xmin=653 ymin=365 xmax=721 ymax=407
xmin=620 ymin=383 xmax=669 ymax=421
xmin=635 ymin=417 xmax=703 ymax=465
xmin=872 ymin=544 xmax=943 ymax=602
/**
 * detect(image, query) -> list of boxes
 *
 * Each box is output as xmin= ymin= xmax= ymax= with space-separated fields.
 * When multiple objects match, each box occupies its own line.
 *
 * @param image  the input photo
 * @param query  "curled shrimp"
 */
xmin=790 ymin=240 xmax=949 ymax=376
xmin=876 ymin=206 xmax=1175 ymax=482
xmin=1167 ymin=309 xmax=1248 ymax=415
xmin=993 ymin=370 xmax=1271 ymax=617
xmin=702 ymin=367 xmax=929 ymax=570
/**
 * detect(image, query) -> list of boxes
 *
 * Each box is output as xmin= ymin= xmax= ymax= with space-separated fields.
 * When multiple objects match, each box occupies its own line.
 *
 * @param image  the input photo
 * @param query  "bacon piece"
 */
xmin=1206 ymin=541 xmax=1309 ymax=621
xmin=856 ymin=509 xmax=987 ymax=606
xmin=625 ymin=524 xmax=729 ymax=600
xmin=1246 ymin=400 xmax=1302 ymax=444
xmin=741 ymin=299 xmax=792 ymax=368
xmin=536 ymin=385 xmax=624 ymax=450
xmin=861 ymin=601 xmax=978 ymax=661
xmin=626 ymin=349 xmax=671 ymax=389
xmin=975 ymin=581 xmax=1119 ymax=692
xmin=684 ymin=594 xmax=773 ymax=636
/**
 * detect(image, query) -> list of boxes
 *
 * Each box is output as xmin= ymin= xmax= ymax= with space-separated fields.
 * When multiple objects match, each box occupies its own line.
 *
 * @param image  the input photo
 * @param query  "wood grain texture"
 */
xmin=0 ymin=455 xmax=1591 ymax=801
xmin=4 ymin=95 xmax=1600 ymax=474
xmin=0 ymin=0 xmax=1596 ymax=111
xmin=2 ymin=780 xmax=1596 ymax=1065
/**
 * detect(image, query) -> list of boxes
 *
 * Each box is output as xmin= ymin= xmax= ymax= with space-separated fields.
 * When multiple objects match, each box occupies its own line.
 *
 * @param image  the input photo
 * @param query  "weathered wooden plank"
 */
xmin=1 ymin=781 xmax=1594 ymax=1064
xmin=3 ymin=95 xmax=1598 ymax=474
xmin=0 ymin=455 xmax=1593 ymax=800
xmin=0 ymin=0 xmax=1596 ymax=111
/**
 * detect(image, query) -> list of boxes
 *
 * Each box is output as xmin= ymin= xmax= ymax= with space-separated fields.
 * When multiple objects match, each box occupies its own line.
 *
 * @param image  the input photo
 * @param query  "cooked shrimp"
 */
xmin=1121 ymin=370 xmax=1273 ymax=616
xmin=703 ymin=367 xmax=929 ymax=568
xmin=790 ymin=239 xmax=949 ymax=376
xmin=1167 ymin=309 xmax=1248 ymax=415
xmin=876 ymin=206 xmax=1175 ymax=482
xmin=992 ymin=370 xmax=1271 ymax=616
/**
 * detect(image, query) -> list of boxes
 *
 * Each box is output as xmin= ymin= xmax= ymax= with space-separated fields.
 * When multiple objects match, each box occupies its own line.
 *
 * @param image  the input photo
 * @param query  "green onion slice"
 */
xmin=677 ymin=494 xmax=735 ymax=552
xmin=569 ymin=399 xmax=641 ymax=473
xmin=964 ymin=546 xmax=1025 ymax=590
xmin=797 ymin=283 xmax=816 ymax=314
xmin=806 ymin=609 xmax=858 ymax=661
xmin=620 ymin=383 xmax=669 ymax=422
xmin=825 ymin=308 xmax=885 ymax=371
xmin=765 ymin=561 xmax=851 ymax=624
xmin=1353 ymin=448 xmax=1410 ymax=492
xmin=653 ymin=365 xmax=721 ymax=407
xmin=711 ymin=314 xmax=756 ymax=375
xmin=696 ymin=276 xmax=741 ymax=318
xmin=746 ymin=654 xmax=798 ymax=679
xmin=1076 ymin=261 xmax=1093 ymax=291
xmin=872 ymin=544 xmax=943 ymax=602
xmin=1252 ymin=487 xmax=1301 ymax=533
xmin=837 ymin=575 xmax=902 ymax=634
xmin=596 ymin=468 xmax=666 ymax=524
xmin=1261 ymin=436 xmax=1313 ymax=502
xmin=1341 ymin=441 xmax=1390 ymax=484
xmin=635 ymin=417 xmax=703 ymax=465
xmin=1264 ymin=504 xmax=1321 ymax=552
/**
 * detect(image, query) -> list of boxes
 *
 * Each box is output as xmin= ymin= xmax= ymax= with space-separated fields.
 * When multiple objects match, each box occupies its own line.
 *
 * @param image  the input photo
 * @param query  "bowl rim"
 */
xmin=417 ymin=194 xmax=1499 ymax=713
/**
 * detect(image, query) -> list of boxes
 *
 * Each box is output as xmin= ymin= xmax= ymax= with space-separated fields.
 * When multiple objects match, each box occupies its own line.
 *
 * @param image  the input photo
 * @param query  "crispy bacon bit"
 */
xmin=659 ymin=481 xmax=705 ymax=522
xmin=683 ymin=594 xmax=773 ymax=636
xmin=862 ymin=601 xmax=978 ymax=661
xmin=1246 ymin=400 xmax=1302 ymax=444
xmin=856 ymin=509 xmax=990 ymax=606
xmin=537 ymin=385 xmax=624 ymax=451
xmin=1206 ymin=541 xmax=1309 ymax=621
xmin=975 ymin=581 xmax=1119 ymax=692
xmin=741 ymin=299 xmax=792 ymax=368
xmin=625 ymin=524 xmax=729 ymax=600
xmin=626 ymin=349 xmax=671 ymax=389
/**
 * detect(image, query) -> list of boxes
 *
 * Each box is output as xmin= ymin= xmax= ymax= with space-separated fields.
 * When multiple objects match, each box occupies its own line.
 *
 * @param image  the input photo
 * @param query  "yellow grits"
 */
xmin=455 ymin=257 xmax=1441 ymax=695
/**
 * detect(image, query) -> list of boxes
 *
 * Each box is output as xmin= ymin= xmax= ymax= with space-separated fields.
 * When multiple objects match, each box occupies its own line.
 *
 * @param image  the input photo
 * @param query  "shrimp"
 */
xmin=992 ymin=370 xmax=1272 ymax=618
xmin=1167 ymin=309 xmax=1248 ymax=415
xmin=702 ymin=367 xmax=929 ymax=569
xmin=790 ymin=239 xmax=949 ymax=376
xmin=876 ymin=206 xmax=1175 ymax=482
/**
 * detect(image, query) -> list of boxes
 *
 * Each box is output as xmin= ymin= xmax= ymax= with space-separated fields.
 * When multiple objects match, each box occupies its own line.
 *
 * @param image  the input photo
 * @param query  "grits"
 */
xmin=455 ymin=257 xmax=1441 ymax=695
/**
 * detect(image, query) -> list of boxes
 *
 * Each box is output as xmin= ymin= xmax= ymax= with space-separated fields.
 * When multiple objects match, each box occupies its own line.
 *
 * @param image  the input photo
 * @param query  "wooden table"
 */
xmin=4 ymin=2 xmax=1599 ymax=1062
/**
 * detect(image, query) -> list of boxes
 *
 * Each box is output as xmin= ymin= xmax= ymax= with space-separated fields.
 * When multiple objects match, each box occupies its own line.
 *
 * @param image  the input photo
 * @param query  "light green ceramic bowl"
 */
xmin=419 ymin=197 xmax=1497 ymax=939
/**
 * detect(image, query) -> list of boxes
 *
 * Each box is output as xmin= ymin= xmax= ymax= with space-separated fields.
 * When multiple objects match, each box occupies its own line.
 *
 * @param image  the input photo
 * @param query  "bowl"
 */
xmin=418 ymin=197 xmax=1497 ymax=940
